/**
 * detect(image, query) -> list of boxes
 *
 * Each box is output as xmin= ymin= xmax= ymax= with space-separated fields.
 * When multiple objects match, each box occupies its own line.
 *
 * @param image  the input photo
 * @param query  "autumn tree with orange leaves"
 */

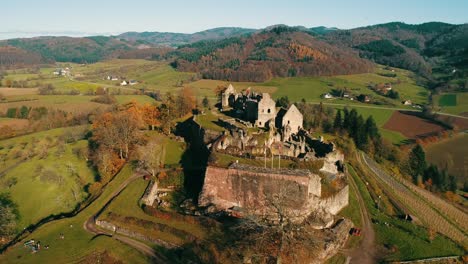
xmin=92 ymin=102 xmax=143 ymax=160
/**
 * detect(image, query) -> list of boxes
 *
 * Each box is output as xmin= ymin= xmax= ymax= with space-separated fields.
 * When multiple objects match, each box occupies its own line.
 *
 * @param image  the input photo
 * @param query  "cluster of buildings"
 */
xmin=53 ymin=68 xmax=70 ymax=76
xmin=197 ymin=85 xmax=349 ymax=225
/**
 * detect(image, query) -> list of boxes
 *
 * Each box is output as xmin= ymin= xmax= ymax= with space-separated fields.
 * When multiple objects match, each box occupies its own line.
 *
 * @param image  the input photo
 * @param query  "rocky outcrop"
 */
xmin=199 ymin=163 xmax=348 ymax=226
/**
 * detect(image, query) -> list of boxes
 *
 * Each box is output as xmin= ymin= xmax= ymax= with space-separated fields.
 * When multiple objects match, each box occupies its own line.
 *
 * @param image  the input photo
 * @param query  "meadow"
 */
xmin=435 ymin=93 xmax=468 ymax=116
xmin=0 ymin=166 xmax=149 ymax=264
xmin=0 ymin=126 xmax=95 ymax=229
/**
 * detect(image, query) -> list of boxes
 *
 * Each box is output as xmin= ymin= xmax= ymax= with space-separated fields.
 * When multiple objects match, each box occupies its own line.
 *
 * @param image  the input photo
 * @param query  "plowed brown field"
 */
xmin=383 ymin=111 xmax=446 ymax=138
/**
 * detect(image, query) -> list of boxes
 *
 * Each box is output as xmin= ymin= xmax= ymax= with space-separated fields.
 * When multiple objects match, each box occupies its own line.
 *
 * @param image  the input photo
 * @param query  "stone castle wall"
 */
xmin=318 ymin=185 xmax=349 ymax=215
xmin=199 ymin=166 xmax=320 ymax=213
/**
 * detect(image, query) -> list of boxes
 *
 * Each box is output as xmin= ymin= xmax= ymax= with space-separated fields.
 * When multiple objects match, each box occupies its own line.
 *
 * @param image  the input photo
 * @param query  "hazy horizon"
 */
xmin=2 ymin=0 xmax=467 ymax=40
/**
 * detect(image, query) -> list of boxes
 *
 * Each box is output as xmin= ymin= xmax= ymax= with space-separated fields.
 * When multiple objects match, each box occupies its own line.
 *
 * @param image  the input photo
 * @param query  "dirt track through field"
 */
xmin=346 ymin=171 xmax=376 ymax=264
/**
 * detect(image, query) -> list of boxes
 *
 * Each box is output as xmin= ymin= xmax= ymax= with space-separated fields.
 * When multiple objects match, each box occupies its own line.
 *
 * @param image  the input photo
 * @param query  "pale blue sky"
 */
xmin=1 ymin=0 xmax=467 ymax=37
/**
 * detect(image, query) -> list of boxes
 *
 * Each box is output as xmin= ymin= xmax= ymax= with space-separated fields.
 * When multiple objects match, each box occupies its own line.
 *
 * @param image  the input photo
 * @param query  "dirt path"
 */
xmin=83 ymin=171 xmax=168 ymax=263
xmin=346 ymin=169 xmax=377 ymax=264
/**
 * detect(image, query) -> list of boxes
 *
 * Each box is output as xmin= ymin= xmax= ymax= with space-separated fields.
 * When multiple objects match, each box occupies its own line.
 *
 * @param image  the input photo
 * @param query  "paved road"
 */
xmin=360 ymin=153 xmax=467 ymax=247
xmin=83 ymin=172 xmax=168 ymax=263
xmin=308 ymin=101 xmax=468 ymax=120
xmin=346 ymin=169 xmax=377 ymax=264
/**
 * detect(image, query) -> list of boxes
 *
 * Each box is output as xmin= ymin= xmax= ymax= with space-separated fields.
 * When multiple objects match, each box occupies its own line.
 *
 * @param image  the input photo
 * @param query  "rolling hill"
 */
xmin=169 ymin=26 xmax=374 ymax=82
xmin=321 ymin=22 xmax=468 ymax=82
xmin=117 ymin=27 xmax=256 ymax=47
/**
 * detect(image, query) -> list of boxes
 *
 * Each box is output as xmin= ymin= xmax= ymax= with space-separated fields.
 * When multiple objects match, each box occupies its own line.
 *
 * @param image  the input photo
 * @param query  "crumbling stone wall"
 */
xmin=255 ymin=93 xmax=276 ymax=128
xmin=318 ymin=185 xmax=349 ymax=215
xmin=281 ymin=104 xmax=303 ymax=134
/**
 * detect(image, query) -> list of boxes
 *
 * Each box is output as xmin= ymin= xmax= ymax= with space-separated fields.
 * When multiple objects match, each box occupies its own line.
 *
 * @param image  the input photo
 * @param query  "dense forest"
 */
xmin=168 ymin=27 xmax=374 ymax=82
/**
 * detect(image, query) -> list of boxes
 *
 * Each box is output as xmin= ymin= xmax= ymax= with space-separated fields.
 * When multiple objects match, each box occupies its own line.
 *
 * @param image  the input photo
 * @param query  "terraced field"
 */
xmin=361 ymin=153 xmax=467 ymax=248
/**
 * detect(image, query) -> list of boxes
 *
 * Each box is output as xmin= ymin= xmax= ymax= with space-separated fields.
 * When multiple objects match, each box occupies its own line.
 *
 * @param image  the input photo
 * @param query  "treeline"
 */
xmin=0 ymin=46 xmax=43 ymax=68
xmin=407 ymin=144 xmax=457 ymax=193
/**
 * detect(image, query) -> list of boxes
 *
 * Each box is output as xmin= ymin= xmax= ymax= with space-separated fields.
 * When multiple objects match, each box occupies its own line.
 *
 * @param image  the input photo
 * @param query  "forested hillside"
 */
xmin=169 ymin=27 xmax=374 ymax=82
xmin=322 ymin=22 xmax=468 ymax=85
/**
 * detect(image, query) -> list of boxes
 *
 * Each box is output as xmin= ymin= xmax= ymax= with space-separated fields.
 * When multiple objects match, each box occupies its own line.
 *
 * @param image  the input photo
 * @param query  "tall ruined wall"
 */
xmin=199 ymin=166 xmax=317 ymax=217
xmin=255 ymin=93 xmax=276 ymax=127
xmin=318 ymin=185 xmax=349 ymax=215
xmin=282 ymin=104 xmax=303 ymax=134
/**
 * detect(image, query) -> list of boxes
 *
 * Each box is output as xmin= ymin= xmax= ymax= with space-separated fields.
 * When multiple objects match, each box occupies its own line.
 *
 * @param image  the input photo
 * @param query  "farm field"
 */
xmin=0 ymin=166 xmax=149 ymax=264
xmin=0 ymin=117 xmax=29 ymax=130
xmin=383 ymin=111 xmax=446 ymax=139
xmin=0 ymin=88 xmax=38 ymax=96
xmin=0 ymin=94 xmax=156 ymax=116
xmin=425 ymin=133 xmax=468 ymax=186
xmin=438 ymin=94 xmax=457 ymax=106
xmin=0 ymin=126 xmax=95 ymax=229
xmin=435 ymin=92 xmax=468 ymax=116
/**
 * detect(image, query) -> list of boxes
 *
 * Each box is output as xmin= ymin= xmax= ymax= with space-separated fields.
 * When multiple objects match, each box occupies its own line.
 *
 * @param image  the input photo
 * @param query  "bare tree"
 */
xmin=231 ymin=183 xmax=319 ymax=264
xmin=137 ymin=138 xmax=164 ymax=177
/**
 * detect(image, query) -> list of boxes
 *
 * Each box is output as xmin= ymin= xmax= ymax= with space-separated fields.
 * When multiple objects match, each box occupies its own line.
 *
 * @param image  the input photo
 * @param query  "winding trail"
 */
xmin=82 ymin=171 xmax=168 ymax=263
xmin=346 ymin=167 xmax=377 ymax=264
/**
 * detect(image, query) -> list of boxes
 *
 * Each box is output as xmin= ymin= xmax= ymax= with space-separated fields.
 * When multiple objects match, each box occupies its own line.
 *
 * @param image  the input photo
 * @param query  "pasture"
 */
xmin=425 ymin=133 xmax=468 ymax=186
xmin=0 ymin=94 xmax=156 ymax=116
xmin=438 ymin=94 xmax=457 ymax=106
xmin=0 ymin=126 xmax=95 ymax=229
xmin=0 ymin=117 xmax=29 ymax=130
xmin=436 ymin=93 xmax=468 ymax=116
xmin=0 ymin=166 xmax=149 ymax=264
xmin=0 ymin=88 xmax=38 ymax=96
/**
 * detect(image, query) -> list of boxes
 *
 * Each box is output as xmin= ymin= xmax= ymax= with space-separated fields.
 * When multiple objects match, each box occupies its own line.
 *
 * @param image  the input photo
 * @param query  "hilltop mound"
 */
xmin=169 ymin=27 xmax=374 ymax=82
xmin=2 ymin=36 xmax=134 ymax=63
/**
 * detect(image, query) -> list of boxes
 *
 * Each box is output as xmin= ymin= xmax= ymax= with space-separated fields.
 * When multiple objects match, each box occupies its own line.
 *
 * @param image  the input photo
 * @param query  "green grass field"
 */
xmin=438 ymin=94 xmax=457 ymax=107
xmin=435 ymin=93 xmax=468 ymax=115
xmin=0 ymin=165 xmax=149 ymax=264
xmin=0 ymin=126 xmax=95 ymax=229
xmin=99 ymin=178 xmax=207 ymax=244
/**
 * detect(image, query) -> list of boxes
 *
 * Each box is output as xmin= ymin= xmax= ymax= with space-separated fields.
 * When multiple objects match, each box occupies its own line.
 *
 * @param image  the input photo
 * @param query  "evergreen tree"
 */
xmin=333 ymin=110 xmax=342 ymax=132
xmin=202 ymin=96 xmax=209 ymax=108
xmin=409 ymin=144 xmax=427 ymax=183
xmin=365 ymin=116 xmax=379 ymax=139
xmin=342 ymin=108 xmax=350 ymax=130
xmin=448 ymin=175 xmax=457 ymax=192
xmin=354 ymin=115 xmax=368 ymax=149
xmin=19 ymin=106 xmax=29 ymax=119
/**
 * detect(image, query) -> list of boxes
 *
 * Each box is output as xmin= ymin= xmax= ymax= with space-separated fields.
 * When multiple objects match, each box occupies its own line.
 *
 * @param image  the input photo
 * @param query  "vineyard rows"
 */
xmin=360 ymin=154 xmax=467 ymax=246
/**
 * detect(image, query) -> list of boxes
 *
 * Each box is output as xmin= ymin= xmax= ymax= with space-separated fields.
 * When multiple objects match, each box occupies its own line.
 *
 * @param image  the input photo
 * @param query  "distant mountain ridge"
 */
xmin=117 ymin=27 xmax=257 ymax=47
xmin=0 ymin=22 xmax=466 ymax=85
